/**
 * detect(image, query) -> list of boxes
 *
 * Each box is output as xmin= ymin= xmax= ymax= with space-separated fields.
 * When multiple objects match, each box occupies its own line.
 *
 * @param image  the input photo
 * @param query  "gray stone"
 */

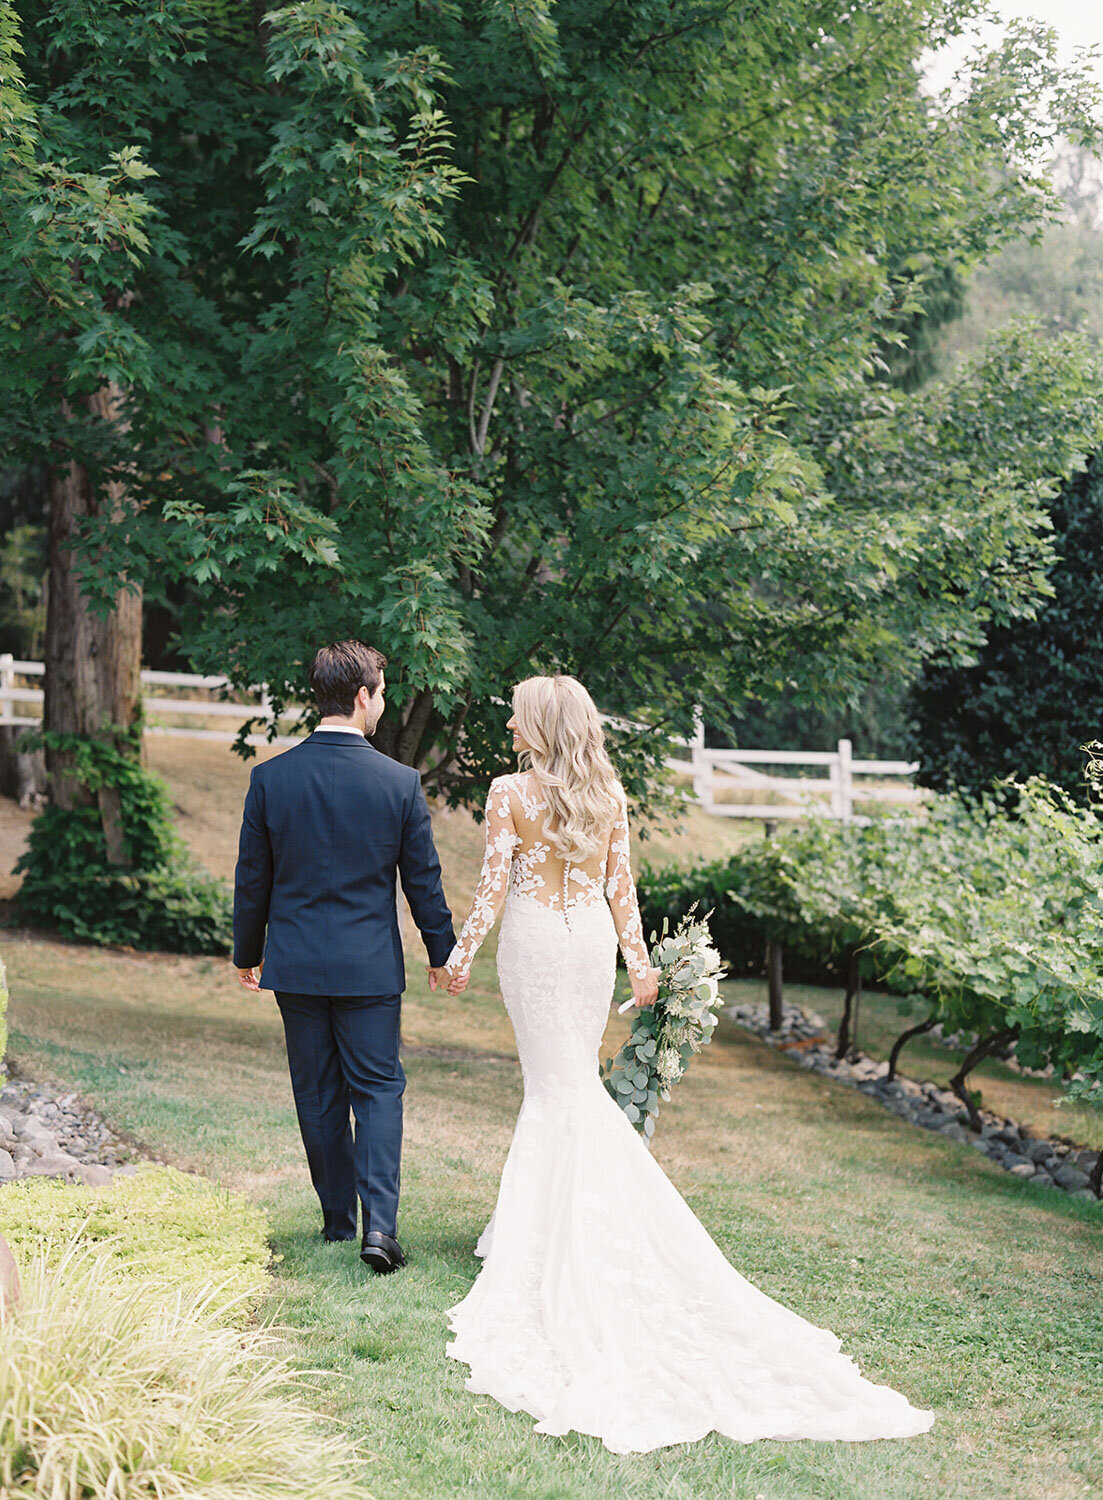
xmin=23 ymin=1132 xmax=61 ymax=1158
xmin=0 ymin=1149 xmax=14 ymax=1181
xmin=1069 ymin=1189 xmax=1100 ymax=1204
xmin=1001 ymin=1154 xmax=1033 ymax=1171
xmin=970 ymin=1137 xmax=995 ymax=1153
xmin=77 ymin=1162 xmax=114 ymax=1188
xmin=1009 ymin=1163 xmax=1036 ymax=1178
xmin=1029 ymin=1171 xmax=1057 ymax=1189
xmin=1072 ymin=1151 xmax=1098 ymax=1174
xmin=939 ymin=1123 xmax=971 ymax=1144
xmin=25 ymin=1152 xmax=82 ymax=1180
xmin=1023 ymin=1140 xmax=1054 ymax=1163
xmin=1053 ymin=1164 xmax=1092 ymax=1193
xmin=915 ymin=1109 xmax=949 ymax=1129
xmin=993 ymin=1132 xmax=1024 ymax=1150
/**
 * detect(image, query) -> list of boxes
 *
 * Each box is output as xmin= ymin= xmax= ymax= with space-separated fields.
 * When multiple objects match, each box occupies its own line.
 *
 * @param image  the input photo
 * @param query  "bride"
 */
xmin=441 ymin=674 xmax=935 ymax=1454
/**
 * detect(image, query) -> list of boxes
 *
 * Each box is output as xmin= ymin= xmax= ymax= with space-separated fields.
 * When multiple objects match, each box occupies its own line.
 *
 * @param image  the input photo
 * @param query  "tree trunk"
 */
xmin=43 ymin=386 xmax=142 ymax=859
xmin=835 ymin=951 xmax=862 ymax=1060
xmin=949 ymin=1026 xmax=1017 ymax=1131
xmin=887 ymin=1012 xmax=938 ymax=1081
xmin=766 ymin=939 xmax=784 ymax=1031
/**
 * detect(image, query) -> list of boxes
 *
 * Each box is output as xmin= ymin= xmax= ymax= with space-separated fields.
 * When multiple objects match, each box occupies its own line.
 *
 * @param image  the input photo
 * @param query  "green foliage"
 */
xmin=0 ymin=1168 xmax=365 ymax=1498
xmin=600 ymin=907 xmax=725 ymax=1139
xmin=638 ymin=784 xmax=1103 ymax=1108
xmin=911 ymin=453 xmax=1103 ymax=803
xmin=0 ymin=522 xmax=45 ymax=657
xmin=637 ymin=853 xmax=842 ymax=986
xmin=938 ymin=143 xmax=1103 ymax=370
xmin=4 ymin=2 xmax=1103 ymax=813
xmin=14 ymin=733 xmax=231 ymax=953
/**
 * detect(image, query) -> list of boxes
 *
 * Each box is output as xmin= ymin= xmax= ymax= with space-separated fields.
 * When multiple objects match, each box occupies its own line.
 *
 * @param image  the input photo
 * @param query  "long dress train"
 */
xmin=443 ymin=772 xmax=935 ymax=1454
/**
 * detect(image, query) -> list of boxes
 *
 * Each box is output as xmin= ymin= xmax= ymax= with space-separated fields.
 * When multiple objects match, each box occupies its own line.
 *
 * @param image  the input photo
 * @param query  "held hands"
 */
xmin=236 ymin=962 xmax=263 ymax=992
xmin=428 ymin=964 xmax=469 ymax=996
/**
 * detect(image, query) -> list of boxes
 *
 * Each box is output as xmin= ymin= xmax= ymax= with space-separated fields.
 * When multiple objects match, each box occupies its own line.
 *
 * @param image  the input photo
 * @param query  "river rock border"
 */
xmin=726 ymin=1000 xmax=1101 ymax=1203
xmin=0 ymin=1077 xmax=146 ymax=1188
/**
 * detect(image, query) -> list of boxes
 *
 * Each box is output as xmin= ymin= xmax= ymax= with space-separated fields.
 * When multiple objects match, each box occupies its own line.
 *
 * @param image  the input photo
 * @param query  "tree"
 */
xmin=5 ymin=0 xmax=1103 ymax=823
xmin=937 ymin=142 xmax=1103 ymax=369
xmin=0 ymin=3 xmax=165 ymax=837
xmin=911 ymin=451 xmax=1103 ymax=803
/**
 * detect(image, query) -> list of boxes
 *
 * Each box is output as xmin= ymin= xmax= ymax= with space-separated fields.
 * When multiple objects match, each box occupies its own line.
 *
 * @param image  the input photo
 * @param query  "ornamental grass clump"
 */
xmin=601 ymin=906 xmax=726 ymax=1142
xmin=0 ymin=1239 xmax=366 ymax=1500
xmin=0 ymin=1165 xmax=271 ymax=1313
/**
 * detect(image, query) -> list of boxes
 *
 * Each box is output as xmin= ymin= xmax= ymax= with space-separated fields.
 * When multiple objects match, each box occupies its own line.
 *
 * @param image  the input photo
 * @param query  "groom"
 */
xmin=233 ymin=640 xmax=459 ymax=1273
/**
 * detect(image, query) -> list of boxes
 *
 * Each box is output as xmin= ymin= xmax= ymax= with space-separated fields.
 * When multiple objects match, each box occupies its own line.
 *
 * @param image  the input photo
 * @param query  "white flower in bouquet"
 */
xmin=657 ymin=1046 xmax=683 ymax=1084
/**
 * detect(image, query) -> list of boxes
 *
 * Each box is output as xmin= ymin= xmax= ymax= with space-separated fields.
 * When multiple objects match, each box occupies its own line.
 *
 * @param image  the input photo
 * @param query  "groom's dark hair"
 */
xmin=308 ymin=640 xmax=388 ymax=717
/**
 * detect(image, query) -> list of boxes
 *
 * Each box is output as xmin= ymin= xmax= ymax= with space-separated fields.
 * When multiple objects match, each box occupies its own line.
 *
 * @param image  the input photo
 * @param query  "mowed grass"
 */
xmin=2 ymin=741 xmax=1103 ymax=1498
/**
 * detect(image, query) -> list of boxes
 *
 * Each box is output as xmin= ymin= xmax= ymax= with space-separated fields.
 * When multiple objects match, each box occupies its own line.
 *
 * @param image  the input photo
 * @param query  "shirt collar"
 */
xmin=313 ymin=724 xmax=366 ymax=738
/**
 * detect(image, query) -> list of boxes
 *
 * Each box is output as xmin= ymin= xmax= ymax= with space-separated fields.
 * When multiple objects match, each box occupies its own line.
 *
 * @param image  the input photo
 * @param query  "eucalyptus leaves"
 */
xmin=601 ymin=908 xmax=726 ymax=1142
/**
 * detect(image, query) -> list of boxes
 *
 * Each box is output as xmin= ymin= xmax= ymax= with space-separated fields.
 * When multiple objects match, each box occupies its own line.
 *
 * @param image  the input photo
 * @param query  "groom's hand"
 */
xmin=236 ymin=963 xmax=263 ymax=992
xmin=427 ymin=965 xmax=468 ymax=995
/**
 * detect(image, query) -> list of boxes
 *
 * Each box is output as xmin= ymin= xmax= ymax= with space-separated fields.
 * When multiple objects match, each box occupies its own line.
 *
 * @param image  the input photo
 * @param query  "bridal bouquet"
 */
xmin=601 ymin=906 xmax=726 ymax=1143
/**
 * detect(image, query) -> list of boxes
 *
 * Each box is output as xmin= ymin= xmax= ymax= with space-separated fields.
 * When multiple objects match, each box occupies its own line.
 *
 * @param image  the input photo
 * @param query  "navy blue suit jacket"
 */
xmin=232 ymin=731 xmax=456 ymax=996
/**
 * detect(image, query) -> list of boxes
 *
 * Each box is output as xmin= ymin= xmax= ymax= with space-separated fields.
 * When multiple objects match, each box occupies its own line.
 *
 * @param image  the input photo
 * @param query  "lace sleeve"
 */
xmin=605 ymin=791 xmax=651 ymax=981
xmin=446 ymin=778 xmax=521 ymax=973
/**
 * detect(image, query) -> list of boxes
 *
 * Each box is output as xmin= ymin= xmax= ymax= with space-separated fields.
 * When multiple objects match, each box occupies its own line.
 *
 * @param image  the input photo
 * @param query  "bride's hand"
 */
xmin=446 ymin=966 xmax=469 ymax=996
xmin=631 ymin=966 xmax=660 ymax=1008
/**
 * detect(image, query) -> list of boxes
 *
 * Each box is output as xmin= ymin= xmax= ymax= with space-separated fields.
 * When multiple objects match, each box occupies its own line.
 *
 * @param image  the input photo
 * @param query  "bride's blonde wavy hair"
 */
xmin=511 ymin=675 xmax=622 ymax=863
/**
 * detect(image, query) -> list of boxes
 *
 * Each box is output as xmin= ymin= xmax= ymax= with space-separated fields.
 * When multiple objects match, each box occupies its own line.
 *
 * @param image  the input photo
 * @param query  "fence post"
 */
xmin=0 ymin=654 xmax=12 ymax=725
xmin=691 ymin=707 xmax=711 ymax=811
xmin=763 ymin=818 xmax=784 ymax=1031
xmin=837 ymin=737 xmax=853 ymax=824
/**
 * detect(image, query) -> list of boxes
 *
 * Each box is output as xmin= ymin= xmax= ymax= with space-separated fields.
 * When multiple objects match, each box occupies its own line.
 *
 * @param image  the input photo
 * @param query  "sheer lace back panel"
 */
xmin=446 ymin=772 xmax=650 ymax=979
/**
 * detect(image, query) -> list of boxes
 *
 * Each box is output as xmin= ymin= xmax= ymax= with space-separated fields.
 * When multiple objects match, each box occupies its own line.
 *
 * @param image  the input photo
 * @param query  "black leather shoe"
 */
xmin=360 ymin=1230 xmax=406 ymax=1274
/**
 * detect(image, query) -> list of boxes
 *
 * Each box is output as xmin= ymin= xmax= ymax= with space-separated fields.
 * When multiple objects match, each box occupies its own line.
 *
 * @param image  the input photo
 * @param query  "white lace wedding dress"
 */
xmin=443 ymin=772 xmax=935 ymax=1454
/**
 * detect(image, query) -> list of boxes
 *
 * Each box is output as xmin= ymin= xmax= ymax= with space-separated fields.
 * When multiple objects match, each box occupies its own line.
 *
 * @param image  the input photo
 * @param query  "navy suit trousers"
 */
xmin=275 ymin=991 xmax=405 ymax=1240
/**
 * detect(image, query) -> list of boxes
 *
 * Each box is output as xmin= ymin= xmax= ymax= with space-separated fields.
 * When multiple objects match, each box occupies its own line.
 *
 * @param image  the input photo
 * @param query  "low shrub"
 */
xmin=15 ymin=733 xmax=231 ymax=954
xmin=638 ymin=782 xmax=1103 ymax=1117
xmin=637 ymin=852 xmax=844 ymax=986
xmin=0 ymin=1163 xmax=365 ymax=1497
xmin=0 ymin=1241 xmax=364 ymax=1499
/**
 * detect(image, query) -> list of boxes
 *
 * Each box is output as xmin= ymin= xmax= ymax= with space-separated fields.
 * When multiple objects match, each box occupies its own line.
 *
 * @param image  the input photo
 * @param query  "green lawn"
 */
xmin=3 ymin=930 xmax=1102 ymax=1500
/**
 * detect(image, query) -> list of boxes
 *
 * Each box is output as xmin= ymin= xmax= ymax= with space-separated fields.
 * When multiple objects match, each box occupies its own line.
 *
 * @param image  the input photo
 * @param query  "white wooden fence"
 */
xmin=0 ymin=654 xmax=299 ymax=748
xmin=0 ymin=655 xmax=922 ymax=821
xmin=673 ymin=738 xmax=922 ymax=824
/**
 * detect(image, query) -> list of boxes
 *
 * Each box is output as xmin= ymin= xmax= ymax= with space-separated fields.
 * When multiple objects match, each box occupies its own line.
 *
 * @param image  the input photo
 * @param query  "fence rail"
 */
xmin=0 ymin=653 xmax=297 ymax=748
xmin=0 ymin=656 xmax=922 ymax=820
xmin=673 ymin=737 xmax=921 ymax=823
